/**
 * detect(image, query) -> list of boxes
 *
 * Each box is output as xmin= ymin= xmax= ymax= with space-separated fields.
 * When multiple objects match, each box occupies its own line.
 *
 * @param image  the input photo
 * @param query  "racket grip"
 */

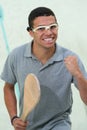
xmin=20 ymin=114 xmax=26 ymax=122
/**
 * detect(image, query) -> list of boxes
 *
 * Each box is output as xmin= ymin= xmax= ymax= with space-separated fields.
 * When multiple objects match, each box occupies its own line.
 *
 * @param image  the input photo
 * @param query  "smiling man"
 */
xmin=1 ymin=7 xmax=87 ymax=130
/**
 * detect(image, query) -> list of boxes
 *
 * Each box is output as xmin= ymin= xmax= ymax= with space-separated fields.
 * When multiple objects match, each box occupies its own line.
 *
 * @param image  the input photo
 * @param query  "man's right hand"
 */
xmin=13 ymin=117 xmax=28 ymax=130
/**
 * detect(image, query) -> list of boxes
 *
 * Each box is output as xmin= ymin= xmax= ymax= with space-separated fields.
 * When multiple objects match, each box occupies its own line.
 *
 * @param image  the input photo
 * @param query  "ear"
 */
xmin=29 ymin=30 xmax=34 ymax=38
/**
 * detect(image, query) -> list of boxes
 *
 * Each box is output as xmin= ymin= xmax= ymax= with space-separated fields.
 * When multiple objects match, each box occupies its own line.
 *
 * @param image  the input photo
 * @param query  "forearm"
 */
xmin=3 ymin=83 xmax=28 ymax=129
xmin=3 ymin=83 xmax=17 ymax=119
xmin=64 ymin=56 xmax=87 ymax=104
xmin=75 ymin=72 xmax=87 ymax=104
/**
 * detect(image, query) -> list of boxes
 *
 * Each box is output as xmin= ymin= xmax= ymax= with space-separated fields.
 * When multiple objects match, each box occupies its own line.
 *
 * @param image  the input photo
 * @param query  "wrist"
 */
xmin=11 ymin=115 xmax=19 ymax=125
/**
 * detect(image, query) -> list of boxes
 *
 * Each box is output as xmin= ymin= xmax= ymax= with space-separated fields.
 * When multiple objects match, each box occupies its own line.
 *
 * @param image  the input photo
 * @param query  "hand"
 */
xmin=13 ymin=117 xmax=28 ymax=130
xmin=64 ymin=56 xmax=81 ymax=77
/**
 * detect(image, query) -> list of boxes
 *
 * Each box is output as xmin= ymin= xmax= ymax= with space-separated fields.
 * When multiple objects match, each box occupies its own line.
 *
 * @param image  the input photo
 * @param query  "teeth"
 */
xmin=44 ymin=38 xmax=53 ymax=41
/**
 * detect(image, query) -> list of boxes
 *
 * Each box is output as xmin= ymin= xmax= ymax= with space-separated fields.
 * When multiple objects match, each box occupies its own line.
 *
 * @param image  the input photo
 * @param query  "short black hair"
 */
xmin=27 ymin=7 xmax=57 ymax=31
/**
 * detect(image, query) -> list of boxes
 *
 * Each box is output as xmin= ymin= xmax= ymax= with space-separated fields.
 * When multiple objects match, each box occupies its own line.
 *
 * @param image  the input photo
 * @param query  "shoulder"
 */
xmin=11 ymin=43 xmax=28 ymax=54
xmin=56 ymin=43 xmax=82 ymax=62
xmin=57 ymin=44 xmax=78 ymax=57
xmin=6 ymin=43 xmax=30 ymax=64
xmin=8 ymin=42 xmax=30 ymax=58
xmin=57 ymin=44 xmax=85 ymax=67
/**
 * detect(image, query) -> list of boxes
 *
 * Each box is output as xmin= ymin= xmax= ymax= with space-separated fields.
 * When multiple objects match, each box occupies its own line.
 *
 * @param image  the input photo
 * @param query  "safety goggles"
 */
xmin=32 ymin=23 xmax=58 ymax=33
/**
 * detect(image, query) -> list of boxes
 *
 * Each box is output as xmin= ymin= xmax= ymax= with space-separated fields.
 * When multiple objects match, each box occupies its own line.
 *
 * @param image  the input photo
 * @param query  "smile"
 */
xmin=43 ymin=38 xmax=53 ymax=42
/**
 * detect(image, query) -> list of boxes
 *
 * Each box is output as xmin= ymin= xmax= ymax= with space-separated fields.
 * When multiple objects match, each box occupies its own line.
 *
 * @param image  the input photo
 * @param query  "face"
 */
xmin=29 ymin=16 xmax=58 ymax=49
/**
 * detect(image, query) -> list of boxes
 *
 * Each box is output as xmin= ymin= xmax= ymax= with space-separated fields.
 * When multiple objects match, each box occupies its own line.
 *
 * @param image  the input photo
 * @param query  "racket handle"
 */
xmin=20 ymin=113 xmax=27 ymax=122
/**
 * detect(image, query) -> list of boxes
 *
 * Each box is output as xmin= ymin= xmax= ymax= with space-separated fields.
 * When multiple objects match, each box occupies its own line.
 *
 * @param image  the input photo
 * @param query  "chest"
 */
xmin=15 ymin=58 xmax=72 ymax=93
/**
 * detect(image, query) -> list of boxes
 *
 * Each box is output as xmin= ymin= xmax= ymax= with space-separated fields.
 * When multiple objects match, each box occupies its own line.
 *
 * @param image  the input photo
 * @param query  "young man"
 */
xmin=1 ymin=7 xmax=87 ymax=130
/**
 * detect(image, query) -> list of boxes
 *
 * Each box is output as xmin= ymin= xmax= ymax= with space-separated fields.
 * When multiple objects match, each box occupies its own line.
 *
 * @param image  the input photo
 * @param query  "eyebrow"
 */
xmin=34 ymin=22 xmax=57 ymax=27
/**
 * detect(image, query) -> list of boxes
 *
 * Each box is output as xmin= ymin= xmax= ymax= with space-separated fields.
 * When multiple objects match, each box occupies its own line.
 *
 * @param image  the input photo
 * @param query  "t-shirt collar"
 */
xmin=24 ymin=41 xmax=64 ymax=62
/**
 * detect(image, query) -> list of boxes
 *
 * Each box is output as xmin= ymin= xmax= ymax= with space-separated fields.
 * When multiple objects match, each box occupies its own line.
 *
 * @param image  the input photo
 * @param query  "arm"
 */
xmin=3 ymin=82 xmax=28 ymax=129
xmin=74 ymin=72 xmax=87 ymax=104
xmin=64 ymin=56 xmax=87 ymax=105
xmin=4 ymin=82 xmax=17 ymax=118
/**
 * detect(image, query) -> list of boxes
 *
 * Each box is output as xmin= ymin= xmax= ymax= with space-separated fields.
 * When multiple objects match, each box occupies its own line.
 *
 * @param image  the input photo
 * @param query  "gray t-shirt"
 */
xmin=1 ymin=42 xmax=87 ymax=130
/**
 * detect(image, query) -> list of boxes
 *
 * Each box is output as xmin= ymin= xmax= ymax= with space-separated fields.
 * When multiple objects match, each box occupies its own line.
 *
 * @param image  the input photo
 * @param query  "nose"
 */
xmin=45 ymin=27 xmax=52 ymax=34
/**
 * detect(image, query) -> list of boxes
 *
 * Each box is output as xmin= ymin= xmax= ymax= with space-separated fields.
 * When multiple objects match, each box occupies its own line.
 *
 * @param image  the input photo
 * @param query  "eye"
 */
xmin=50 ymin=24 xmax=57 ymax=30
xmin=37 ymin=27 xmax=45 ymax=31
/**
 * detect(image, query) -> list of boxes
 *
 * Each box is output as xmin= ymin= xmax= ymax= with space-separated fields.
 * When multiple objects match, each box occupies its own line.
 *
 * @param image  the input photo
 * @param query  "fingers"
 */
xmin=64 ymin=56 xmax=77 ymax=63
xmin=64 ymin=56 xmax=78 ymax=69
xmin=64 ymin=56 xmax=81 ymax=76
xmin=13 ymin=118 xmax=28 ymax=130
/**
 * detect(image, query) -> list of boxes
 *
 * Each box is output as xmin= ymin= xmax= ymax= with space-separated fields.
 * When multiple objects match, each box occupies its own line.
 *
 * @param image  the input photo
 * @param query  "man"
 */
xmin=1 ymin=7 xmax=87 ymax=130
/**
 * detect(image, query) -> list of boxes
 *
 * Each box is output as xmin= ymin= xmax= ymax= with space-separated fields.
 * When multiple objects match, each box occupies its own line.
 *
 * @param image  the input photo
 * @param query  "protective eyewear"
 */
xmin=32 ymin=23 xmax=58 ymax=33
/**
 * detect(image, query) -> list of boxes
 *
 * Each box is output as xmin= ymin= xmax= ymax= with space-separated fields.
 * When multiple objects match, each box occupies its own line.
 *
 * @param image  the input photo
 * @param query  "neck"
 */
xmin=32 ymin=42 xmax=56 ymax=64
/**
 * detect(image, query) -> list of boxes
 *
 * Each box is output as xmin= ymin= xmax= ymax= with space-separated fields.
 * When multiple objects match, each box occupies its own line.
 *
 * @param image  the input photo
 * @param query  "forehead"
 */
xmin=33 ymin=16 xmax=56 ymax=26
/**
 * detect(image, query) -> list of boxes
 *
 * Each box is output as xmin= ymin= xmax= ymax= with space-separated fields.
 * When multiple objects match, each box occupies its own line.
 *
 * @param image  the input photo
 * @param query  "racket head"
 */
xmin=21 ymin=73 xmax=40 ymax=121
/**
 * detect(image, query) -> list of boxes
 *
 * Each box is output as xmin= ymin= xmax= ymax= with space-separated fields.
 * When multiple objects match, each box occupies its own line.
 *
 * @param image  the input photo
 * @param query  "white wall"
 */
xmin=0 ymin=0 xmax=87 ymax=129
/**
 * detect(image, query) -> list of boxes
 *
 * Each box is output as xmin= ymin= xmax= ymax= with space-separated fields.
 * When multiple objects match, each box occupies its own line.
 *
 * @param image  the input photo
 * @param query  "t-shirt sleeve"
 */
xmin=0 ymin=53 xmax=17 ymax=85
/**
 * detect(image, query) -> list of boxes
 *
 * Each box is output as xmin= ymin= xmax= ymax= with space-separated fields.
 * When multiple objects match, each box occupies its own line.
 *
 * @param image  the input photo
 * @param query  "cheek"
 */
xmin=33 ymin=35 xmax=41 ymax=43
xmin=34 ymin=34 xmax=40 ymax=40
xmin=55 ymin=31 xmax=58 ymax=38
xmin=34 ymin=33 xmax=43 ymax=40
